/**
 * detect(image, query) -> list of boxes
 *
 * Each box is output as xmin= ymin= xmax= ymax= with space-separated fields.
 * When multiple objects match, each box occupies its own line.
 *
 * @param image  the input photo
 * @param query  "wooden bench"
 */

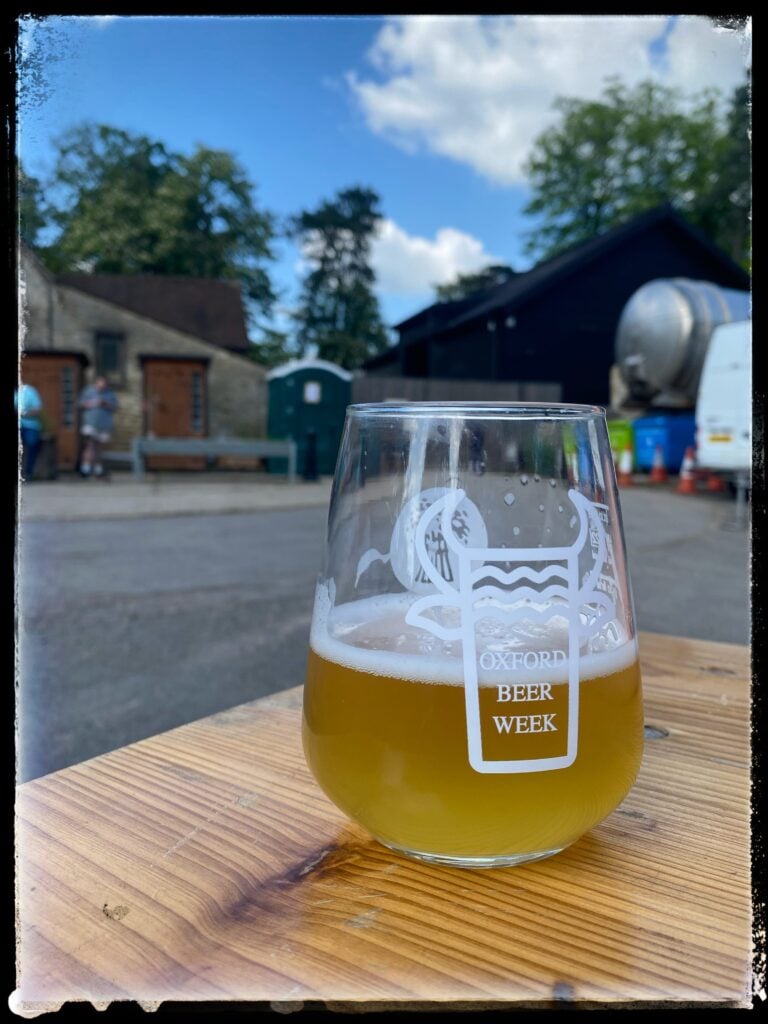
xmin=103 ymin=450 xmax=134 ymax=468
xmin=128 ymin=437 xmax=297 ymax=481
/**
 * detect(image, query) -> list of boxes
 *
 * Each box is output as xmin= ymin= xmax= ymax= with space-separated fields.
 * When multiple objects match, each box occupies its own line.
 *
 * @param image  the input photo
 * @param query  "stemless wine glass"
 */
xmin=303 ymin=403 xmax=644 ymax=868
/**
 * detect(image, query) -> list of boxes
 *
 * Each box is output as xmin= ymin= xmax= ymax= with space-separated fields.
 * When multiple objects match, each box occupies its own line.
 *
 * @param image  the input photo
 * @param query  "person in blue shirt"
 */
xmin=79 ymin=375 xmax=118 ymax=478
xmin=15 ymin=382 xmax=43 ymax=481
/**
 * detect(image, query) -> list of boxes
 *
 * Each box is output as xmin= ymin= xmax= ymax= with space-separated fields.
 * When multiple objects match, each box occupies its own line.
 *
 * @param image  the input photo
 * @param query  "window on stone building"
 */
xmin=61 ymin=366 xmax=75 ymax=426
xmin=94 ymin=331 xmax=126 ymax=388
xmin=191 ymin=370 xmax=204 ymax=433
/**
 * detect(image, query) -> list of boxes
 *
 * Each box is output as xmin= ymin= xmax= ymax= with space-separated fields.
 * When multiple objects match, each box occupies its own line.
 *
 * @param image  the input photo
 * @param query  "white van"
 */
xmin=695 ymin=320 xmax=752 ymax=476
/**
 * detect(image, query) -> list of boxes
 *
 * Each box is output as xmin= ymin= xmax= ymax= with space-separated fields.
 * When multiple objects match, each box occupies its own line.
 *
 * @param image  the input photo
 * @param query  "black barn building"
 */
xmin=366 ymin=206 xmax=749 ymax=405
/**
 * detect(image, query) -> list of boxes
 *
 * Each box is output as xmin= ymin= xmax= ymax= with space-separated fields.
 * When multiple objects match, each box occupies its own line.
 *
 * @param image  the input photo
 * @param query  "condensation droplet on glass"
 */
xmin=513 ymin=526 xmax=521 ymax=536
xmin=569 ymin=515 xmax=577 ymax=528
xmin=545 ymin=527 xmax=551 ymax=534
xmin=504 ymin=493 xmax=515 ymax=506
xmin=520 ymin=475 xmax=528 ymax=485
xmin=558 ymin=505 xmax=564 ymax=513
xmin=538 ymin=504 xmax=545 ymax=512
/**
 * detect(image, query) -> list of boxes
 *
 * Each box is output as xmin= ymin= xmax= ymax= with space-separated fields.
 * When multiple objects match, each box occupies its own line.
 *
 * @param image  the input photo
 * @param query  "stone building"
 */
xmin=18 ymin=243 xmax=267 ymax=471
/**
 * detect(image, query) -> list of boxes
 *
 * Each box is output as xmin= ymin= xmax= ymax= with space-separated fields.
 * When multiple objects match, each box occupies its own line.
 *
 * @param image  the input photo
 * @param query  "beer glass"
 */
xmin=303 ymin=404 xmax=643 ymax=868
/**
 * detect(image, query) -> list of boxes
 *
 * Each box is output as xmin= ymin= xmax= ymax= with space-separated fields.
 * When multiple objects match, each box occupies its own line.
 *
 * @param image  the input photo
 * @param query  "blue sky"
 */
xmin=17 ymin=15 xmax=749 ymax=337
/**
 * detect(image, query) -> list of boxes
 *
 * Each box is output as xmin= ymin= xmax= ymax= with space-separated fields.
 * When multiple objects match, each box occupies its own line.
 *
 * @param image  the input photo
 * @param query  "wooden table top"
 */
xmin=14 ymin=631 xmax=752 ymax=1015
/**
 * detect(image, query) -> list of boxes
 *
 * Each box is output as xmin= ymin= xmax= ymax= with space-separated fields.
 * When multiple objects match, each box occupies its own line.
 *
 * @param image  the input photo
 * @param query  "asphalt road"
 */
xmin=17 ymin=489 xmax=749 ymax=782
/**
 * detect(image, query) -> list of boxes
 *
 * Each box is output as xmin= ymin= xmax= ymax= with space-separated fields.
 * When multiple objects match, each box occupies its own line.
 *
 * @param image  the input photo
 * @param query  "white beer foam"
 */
xmin=310 ymin=587 xmax=637 ymax=686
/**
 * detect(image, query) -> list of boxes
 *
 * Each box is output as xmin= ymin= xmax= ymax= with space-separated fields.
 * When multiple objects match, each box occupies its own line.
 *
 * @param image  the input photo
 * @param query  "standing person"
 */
xmin=79 ymin=375 xmax=118 ymax=478
xmin=15 ymin=381 xmax=43 ymax=481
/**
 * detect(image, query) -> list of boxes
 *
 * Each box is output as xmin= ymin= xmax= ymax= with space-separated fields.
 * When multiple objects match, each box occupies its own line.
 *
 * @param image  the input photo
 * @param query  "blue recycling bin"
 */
xmin=632 ymin=414 xmax=696 ymax=473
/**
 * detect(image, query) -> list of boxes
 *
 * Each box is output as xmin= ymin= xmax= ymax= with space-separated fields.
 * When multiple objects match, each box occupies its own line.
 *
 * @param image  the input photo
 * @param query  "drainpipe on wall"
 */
xmin=48 ymin=274 xmax=55 ymax=349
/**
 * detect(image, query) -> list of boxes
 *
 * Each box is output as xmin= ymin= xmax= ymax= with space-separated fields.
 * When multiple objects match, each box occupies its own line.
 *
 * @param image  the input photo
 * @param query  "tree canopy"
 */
xmin=523 ymin=77 xmax=750 ymax=268
xmin=18 ymin=166 xmax=46 ymax=246
xmin=435 ymin=264 xmax=517 ymax=302
xmin=694 ymin=81 xmax=750 ymax=269
xmin=36 ymin=123 xmax=278 ymax=323
xmin=248 ymin=327 xmax=298 ymax=369
xmin=291 ymin=186 xmax=391 ymax=370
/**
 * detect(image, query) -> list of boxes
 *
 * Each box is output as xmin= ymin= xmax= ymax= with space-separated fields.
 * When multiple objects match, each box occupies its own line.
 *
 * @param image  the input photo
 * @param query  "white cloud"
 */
xmin=349 ymin=15 xmax=750 ymax=186
xmin=371 ymin=218 xmax=500 ymax=295
xmin=293 ymin=218 xmax=498 ymax=300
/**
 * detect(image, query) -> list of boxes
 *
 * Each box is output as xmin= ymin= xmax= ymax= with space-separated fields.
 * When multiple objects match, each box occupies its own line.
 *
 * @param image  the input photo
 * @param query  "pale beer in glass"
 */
xmin=303 ymin=404 xmax=643 ymax=868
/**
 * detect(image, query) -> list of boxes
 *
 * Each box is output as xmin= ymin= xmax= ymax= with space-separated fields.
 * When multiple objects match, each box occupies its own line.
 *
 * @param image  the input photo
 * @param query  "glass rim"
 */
xmin=347 ymin=401 xmax=606 ymax=419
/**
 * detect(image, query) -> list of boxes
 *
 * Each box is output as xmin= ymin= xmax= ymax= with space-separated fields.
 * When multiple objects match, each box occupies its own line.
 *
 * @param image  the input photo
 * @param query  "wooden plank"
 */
xmin=351 ymin=377 xmax=562 ymax=405
xmin=14 ymin=632 xmax=752 ymax=1013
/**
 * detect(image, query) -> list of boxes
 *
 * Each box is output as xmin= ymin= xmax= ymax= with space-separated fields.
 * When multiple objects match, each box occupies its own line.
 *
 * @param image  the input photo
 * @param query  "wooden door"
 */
xmin=22 ymin=354 xmax=84 ymax=471
xmin=143 ymin=358 xmax=208 ymax=470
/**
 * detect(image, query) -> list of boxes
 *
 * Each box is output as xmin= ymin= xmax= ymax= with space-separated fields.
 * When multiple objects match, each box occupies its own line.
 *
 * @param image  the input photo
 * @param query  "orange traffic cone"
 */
xmin=676 ymin=447 xmax=697 ymax=495
xmin=566 ymin=450 xmax=578 ymax=485
xmin=706 ymin=471 xmax=727 ymax=493
xmin=649 ymin=445 xmax=668 ymax=484
xmin=617 ymin=443 xmax=634 ymax=487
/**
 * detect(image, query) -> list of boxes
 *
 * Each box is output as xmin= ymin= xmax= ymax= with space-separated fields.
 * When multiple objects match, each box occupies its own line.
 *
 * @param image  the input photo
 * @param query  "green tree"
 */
xmin=39 ymin=123 xmax=278 ymax=322
xmin=248 ymin=328 xmax=297 ymax=369
xmin=435 ymin=264 xmax=516 ymax=302
xmin=18 ymin=166 xmax=47 ymax=244
xmin=696 ymin=81 xmax=750 ymax=270
xmin=522 ymin=77 xmax=750 ymax=266
xmin=291 ymin=186 xmax=390 ymax=370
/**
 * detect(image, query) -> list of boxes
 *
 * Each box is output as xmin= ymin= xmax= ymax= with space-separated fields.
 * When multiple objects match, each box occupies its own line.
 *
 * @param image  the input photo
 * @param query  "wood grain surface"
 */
xmin=14 ymin=632 xmax=752 ymax=1014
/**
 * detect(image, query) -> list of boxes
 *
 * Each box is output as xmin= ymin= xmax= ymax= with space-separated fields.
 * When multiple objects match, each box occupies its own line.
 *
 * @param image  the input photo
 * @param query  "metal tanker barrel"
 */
xmin=615 ymin=278 xmax=750 ymax=406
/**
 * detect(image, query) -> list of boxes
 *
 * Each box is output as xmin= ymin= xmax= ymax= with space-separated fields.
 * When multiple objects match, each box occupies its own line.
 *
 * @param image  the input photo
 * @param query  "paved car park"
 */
xmin=16 ymin=478 xmax=749 ymax=781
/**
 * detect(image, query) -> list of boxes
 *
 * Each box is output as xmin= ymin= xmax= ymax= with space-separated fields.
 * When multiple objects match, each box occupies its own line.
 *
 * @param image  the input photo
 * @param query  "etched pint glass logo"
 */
xmin=355 ymin=487 xmax=488 ymax=593
xmin=393 ymin=489 xmax=615 ymax=774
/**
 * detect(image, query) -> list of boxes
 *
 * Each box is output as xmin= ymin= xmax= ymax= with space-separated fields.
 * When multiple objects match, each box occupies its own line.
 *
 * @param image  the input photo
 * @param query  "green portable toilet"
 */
xmin=266 ymin=359 xmax=353 ymax=477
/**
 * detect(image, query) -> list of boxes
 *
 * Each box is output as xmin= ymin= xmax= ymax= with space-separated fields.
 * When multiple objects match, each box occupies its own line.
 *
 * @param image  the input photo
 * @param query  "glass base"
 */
xmin=374 ymin=836 xmax=570 ymax=869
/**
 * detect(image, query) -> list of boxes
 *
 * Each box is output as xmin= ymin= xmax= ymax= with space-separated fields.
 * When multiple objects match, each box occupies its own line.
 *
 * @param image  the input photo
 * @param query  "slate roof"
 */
xmin=56 ymin=273 xmax=250 ymax=353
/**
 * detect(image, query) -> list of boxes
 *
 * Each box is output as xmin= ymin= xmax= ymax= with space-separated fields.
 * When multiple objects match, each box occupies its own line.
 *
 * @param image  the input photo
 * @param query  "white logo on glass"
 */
xmin=360 ymin=488 xmax=615 ymax=775
xmin=355 ymin=487 xmax=488 ymax=592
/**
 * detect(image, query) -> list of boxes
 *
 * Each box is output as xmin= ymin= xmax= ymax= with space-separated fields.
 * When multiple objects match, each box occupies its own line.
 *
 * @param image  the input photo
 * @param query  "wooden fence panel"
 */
xmin=351 ymin=377 xmax=562 ymax=404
